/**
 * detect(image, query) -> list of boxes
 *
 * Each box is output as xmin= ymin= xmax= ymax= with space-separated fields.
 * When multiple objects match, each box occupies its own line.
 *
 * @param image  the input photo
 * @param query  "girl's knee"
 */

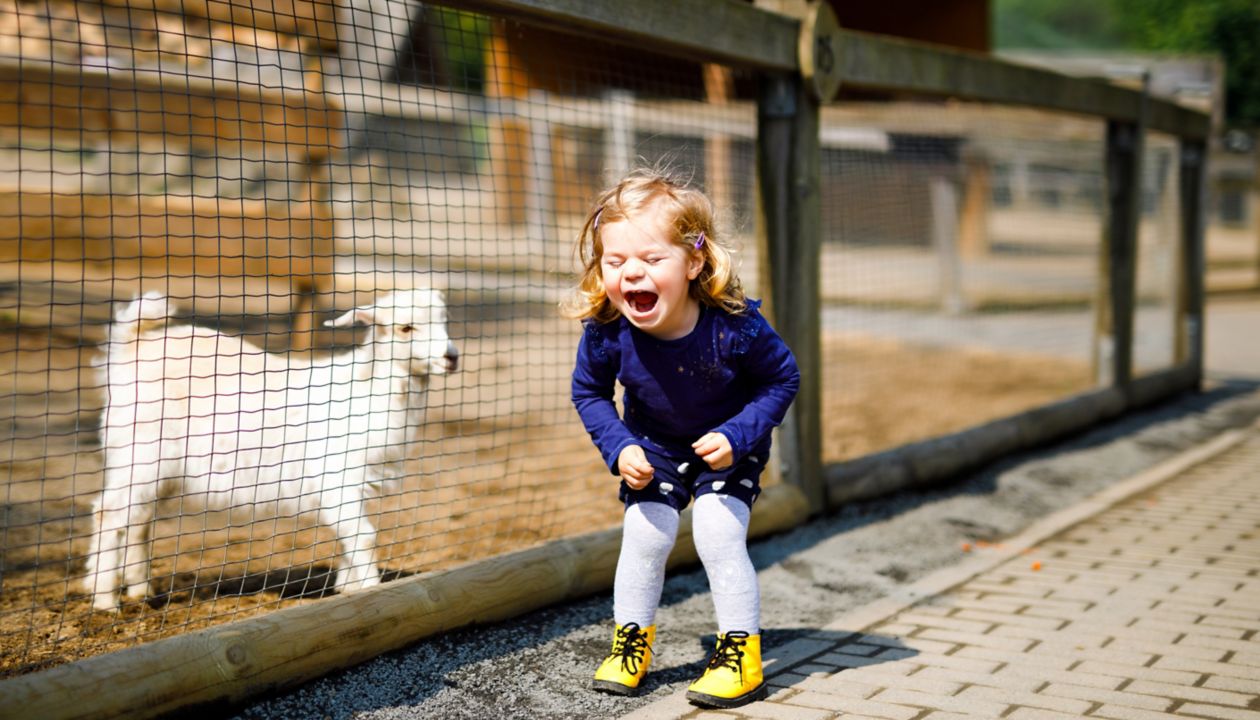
xmin=692 ymin=494 xmax=751 ymax=558
xmin=624 ymin=501 xmax=681 ymax=553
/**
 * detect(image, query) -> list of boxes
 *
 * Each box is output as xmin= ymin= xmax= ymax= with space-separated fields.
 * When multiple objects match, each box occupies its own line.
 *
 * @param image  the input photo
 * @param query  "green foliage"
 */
xmin=429 ymin=7 xmax=492 ymax=92
xmin=995 ymin=0 xmax=1260 ymax=126
xmin=994 ymin=0 xmax=1137 ymax=50
xmin=1117 ymin=0 xmax=1260 ymax=126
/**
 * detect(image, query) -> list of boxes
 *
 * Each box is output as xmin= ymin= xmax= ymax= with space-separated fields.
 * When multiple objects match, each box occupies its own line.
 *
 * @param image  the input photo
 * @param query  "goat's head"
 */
xmin=326 ymin=288 xmax=460 ymax=377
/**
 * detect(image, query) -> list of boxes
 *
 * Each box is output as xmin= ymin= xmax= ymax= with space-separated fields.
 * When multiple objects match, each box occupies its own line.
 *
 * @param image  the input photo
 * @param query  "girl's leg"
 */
xmin=613 ymin=501 xmax=680 ymax=627
xmin=691 ymin=493 xmax=759 ymax=634
xmin=687 ymin=493 xmax=767 ymax=708
xmin=594 ymin=501 xmax=678 ymax=695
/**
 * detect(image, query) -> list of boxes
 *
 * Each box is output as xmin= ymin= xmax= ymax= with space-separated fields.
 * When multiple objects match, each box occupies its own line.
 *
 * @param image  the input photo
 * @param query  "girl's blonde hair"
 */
xmin=567 ymin=167 xmax=746 ymax=323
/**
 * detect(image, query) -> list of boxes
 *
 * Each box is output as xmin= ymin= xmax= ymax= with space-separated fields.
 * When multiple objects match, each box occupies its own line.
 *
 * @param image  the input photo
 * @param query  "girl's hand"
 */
xmin=693 ymin=432 xmax=733 ymax=470
xmin=618 ymin=445 xmax=655 ymax=489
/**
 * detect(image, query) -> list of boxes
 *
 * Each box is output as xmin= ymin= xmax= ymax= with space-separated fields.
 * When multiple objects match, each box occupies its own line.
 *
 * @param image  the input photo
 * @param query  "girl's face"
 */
xmin=599 ymin=201 xmax=703 ymax=340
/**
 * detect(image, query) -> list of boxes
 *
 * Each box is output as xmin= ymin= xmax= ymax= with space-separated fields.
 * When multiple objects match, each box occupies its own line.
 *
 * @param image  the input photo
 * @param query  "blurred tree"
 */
xmin=995 ymin=0 xmax=1260 ymax=126
xmin=994 ymin=0 xmax=1136 ymax=49
xmin=1116 ymin=0 xmax=1260 ymax=126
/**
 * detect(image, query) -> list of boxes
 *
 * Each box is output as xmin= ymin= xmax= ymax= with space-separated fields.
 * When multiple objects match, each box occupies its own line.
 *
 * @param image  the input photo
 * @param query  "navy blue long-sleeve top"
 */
xmin=572 ymin=300 xmax=800 ymax=475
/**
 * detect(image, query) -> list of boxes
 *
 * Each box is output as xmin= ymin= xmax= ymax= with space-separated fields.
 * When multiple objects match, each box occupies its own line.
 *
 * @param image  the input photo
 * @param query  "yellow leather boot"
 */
xmin=592 ymin=622 xmax=655 ymax=696
xmin=685 ymin=631 xmax=767 ymax=708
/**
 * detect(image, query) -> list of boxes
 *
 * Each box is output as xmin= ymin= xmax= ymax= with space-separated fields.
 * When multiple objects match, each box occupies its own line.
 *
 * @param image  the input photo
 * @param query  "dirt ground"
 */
xmin=820 ymin=334 xmax=1090 ymax=462
xmin=0 ymin=320 xmax=1089 ymax=677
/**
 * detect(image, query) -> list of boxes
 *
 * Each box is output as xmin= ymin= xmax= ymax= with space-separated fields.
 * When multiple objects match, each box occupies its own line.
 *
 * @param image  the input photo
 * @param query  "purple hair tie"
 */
xmin=694 ymin=231 xmax=706 ymax=250
xmin=593 ymin=208 xmax=603 ymax=231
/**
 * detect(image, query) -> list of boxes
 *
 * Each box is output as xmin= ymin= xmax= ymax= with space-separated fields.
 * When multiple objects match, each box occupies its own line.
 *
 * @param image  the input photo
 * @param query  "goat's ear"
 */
xmin=324 ymin=306 xmax=377 ymax=328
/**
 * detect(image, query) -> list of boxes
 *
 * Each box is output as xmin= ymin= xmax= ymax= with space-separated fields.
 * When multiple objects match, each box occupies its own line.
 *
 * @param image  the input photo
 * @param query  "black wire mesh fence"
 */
xmin=819 ymin=104 xmax=1106 ymax=463
xmin=0 ymin=0 xmax=1200 ymax=681
xmin=0 ymin=1 xmax=773 ymax=674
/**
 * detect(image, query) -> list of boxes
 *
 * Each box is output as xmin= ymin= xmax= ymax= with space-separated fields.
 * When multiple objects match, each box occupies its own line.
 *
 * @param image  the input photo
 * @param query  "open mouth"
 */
xmin=624 ymin=291 xmax=659 ymax=314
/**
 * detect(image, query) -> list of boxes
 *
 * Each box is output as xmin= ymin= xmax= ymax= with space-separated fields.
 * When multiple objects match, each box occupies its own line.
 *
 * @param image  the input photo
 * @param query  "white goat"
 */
xmin=84 ymin=289 xmax=458 ymax=610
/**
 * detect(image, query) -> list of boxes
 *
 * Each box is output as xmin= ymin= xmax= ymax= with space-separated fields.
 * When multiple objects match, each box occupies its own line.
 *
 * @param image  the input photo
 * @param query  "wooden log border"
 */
xmin=0 ymin=484 xmax=811 ymax=720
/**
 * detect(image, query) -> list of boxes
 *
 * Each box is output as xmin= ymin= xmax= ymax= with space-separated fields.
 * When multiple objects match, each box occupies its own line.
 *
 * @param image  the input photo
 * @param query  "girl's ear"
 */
xmin=686 ymin=249 xmax=704 ymax=281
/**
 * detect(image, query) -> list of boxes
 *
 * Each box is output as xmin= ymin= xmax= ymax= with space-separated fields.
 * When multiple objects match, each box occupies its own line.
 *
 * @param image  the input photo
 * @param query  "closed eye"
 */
xmin=399 ymin=325 xmax=414 ymax=334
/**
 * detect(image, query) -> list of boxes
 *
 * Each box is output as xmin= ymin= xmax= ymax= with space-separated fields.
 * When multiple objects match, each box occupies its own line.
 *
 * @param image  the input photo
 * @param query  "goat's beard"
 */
xmin=400 ymin=365 xmax=435 ymax=393
xmin=363 ymin=468 xmax=405 ymax=497
xmin=405 ymin=362 xmax=434 ymax=384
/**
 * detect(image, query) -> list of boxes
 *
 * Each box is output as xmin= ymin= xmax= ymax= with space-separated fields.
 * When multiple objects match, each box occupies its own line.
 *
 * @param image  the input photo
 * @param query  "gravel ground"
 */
xmin=229 ymin=375 xmax=1260 ymax=720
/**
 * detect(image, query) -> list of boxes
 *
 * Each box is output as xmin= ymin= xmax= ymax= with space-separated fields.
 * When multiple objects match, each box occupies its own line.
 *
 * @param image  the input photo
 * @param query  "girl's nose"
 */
xmin=622 ymin=258 xmax=645 ymax=278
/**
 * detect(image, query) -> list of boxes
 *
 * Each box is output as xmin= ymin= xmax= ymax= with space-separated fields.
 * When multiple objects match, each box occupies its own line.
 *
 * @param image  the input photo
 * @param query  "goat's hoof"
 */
xmin=92 ymin=594 xmax=121 ymax=612
xmin=123 ymin=584 xmax=148 ymax=602
xmin=339 ymin=576 xmax=381 ymax=593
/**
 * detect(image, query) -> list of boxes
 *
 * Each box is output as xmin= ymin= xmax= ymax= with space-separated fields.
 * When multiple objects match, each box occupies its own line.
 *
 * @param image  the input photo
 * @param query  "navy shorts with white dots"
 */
xmin=619 ymin=445 xmax=768 ymax=512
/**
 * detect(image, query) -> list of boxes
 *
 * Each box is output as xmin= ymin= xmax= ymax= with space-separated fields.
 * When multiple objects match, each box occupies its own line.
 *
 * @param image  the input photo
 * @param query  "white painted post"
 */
xmin=931 ymin=177 xmax=965 ymax=315
xmin=603 ymin=89 xmax=635 ymax=184
xmin=526 ymin=89 xmax=553 ymax=263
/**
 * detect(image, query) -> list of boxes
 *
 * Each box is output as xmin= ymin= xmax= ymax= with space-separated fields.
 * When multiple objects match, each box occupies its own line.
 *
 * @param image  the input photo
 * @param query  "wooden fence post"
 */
xmin=755 ymin=72 xmax=824 ymax=515
xmin=958 ymin=156 xmax=991 ymax=259
xmin=1094 ymin=118 xmax=1144 ymax=391
xmin=703 ymin=64 xmax=736 ymax=216
xmin=484 ymin=20 xmax=531 ymax=225
xmin=1176 ymin=139 xmax=1207 ymax=383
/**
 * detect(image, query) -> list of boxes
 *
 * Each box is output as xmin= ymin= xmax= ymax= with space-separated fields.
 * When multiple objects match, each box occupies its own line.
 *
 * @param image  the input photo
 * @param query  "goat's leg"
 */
xmin=84 ymin=493 xmax=125 ymax=611
xmin=85 ymin=461 xmax=160 ymax=610
xmin=84 ymin=474 xmax=142 ymax=609
xmin=119 ymin=498 xmax=157 ymax=602
xmin=318 ymin=496 xmax=381 ymax=592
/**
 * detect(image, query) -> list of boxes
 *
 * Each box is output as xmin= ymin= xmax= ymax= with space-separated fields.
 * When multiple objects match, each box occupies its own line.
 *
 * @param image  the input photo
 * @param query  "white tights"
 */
xmin=613 ymin=495 xmax=760 ymax=634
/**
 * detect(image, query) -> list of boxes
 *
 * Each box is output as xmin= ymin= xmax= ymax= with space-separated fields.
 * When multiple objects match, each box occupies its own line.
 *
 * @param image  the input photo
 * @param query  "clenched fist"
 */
xmin=617 ymin=445 xmax=655 ymax=489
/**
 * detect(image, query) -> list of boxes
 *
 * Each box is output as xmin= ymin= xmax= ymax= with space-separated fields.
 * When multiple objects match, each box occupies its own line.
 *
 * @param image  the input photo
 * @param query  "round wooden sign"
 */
xmin=798 ymin=1 xmax=843 ymax=103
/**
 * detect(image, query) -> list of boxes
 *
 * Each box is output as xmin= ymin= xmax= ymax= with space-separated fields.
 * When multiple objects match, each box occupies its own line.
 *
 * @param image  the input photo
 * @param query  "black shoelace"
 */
xmin=608 ymin=623 xmax=651 ymax=675
xmin=704 ymin=631 xmax=750 ymax=681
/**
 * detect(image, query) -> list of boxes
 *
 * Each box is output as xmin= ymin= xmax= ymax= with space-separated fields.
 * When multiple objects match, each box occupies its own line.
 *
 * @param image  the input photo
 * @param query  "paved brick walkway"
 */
xmin=627 ymin=424 xmax=1260 ymax=720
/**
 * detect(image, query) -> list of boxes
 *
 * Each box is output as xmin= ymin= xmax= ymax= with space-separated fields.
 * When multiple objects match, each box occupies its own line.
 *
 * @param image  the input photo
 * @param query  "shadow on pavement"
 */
xmin=634 ymin=628 xmax=917 ymax=697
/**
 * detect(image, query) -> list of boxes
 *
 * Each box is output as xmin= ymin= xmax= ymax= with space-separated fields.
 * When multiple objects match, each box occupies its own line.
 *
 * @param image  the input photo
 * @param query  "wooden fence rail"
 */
xmin=452 ymin=0 xmax=1206 ymax=138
